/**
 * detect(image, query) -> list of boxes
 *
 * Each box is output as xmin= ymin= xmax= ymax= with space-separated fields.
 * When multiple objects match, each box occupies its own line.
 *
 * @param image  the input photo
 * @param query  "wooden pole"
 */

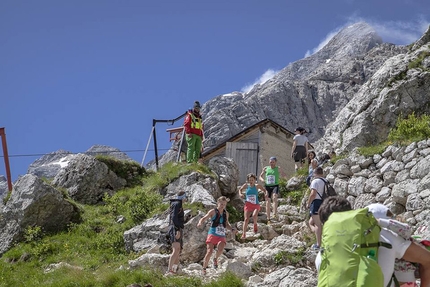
xmin=0 ymin=128 xmax=13 ymax=192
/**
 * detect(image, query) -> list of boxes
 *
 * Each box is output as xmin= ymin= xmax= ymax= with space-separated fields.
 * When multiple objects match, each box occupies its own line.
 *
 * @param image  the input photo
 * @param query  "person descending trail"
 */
xmin=238 ymin=173 xmax=267 ymax=239
xmin=259 ymin=156 xmax=286 ymax=224
xmin=197 ymin=196 xmax=236 ymax=275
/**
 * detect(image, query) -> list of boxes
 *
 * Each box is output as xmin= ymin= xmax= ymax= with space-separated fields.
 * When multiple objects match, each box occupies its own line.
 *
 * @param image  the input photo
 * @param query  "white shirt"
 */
xmin=293 ymin=134 xmax=308 ymax=146
xmin=315 ymin=227 xmax=411 ymax=287
xmin=310 ymin=177 xmax=325 ymax=200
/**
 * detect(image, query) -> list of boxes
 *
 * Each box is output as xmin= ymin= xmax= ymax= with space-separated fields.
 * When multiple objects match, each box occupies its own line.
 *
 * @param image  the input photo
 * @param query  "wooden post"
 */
xmin=0 ymin=128 xmax=12 ymax=192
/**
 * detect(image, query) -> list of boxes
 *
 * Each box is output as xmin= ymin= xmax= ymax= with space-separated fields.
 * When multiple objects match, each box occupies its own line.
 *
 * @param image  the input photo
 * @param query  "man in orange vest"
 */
xmin=183 ymin=101 xmax=204 ymax=163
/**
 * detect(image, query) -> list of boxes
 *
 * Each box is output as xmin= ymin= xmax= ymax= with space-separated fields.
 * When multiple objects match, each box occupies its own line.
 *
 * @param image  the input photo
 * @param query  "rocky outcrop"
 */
xmin=27 ymin=149 xmax=74 ymax=179
xmin=52 ymin=154 xmax=127 ymax=204
xmin=85 ymin=144 xmax=134 ymax=162
xmin=0 ymin=174 xmax=81 ymax=255
xmin=316 ymin=42 xmax=430 ymax=154
xmin=27 ymin=145 xmax=135 ymax=180
xmin=326 ymin=140 xmax=430 ymax=232
xmin=207 ymin=156 xmax=239 ymax=197
xmin=201 ymin=22 xmax=407 ymax=152
xmin=0 ymin=175 xmax=8 ymax=201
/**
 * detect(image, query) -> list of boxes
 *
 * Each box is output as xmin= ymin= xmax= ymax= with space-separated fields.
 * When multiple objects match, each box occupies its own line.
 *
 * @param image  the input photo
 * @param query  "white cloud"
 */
xmin=241 ymin=69 xmax=279 ymax=94
xmin=305 ymin=29 xmax=341 ymax=58
xmin=304 ymin=16 xmax=430 ymax=58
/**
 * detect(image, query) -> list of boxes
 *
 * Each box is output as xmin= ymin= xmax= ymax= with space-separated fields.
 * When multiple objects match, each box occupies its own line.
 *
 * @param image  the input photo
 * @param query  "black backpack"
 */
xmin=211 ymin=208 xmax=227 ymax=228
xmin=316 ymin=178 xmax=337 ymax=200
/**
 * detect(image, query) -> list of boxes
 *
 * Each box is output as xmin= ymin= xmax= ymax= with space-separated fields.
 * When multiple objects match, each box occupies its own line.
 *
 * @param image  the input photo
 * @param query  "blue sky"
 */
xmin=1 ymin=0 xmax=429 ymax=181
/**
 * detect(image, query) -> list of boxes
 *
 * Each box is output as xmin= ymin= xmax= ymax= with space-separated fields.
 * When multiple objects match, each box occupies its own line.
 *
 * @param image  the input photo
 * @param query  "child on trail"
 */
xmin=238 ymin=173 xmax=267 ymax=239
xmin=197 ymin=196 xmax=237 ymax=275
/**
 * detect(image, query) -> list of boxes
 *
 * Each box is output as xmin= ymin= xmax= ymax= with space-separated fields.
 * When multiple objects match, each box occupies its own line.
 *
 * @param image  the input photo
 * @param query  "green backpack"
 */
xmin=318 ymin=208 xmax=392 ymax=287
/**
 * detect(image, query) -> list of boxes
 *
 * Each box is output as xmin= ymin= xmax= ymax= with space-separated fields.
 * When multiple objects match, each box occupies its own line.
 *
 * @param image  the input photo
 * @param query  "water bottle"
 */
xmin=367 ymin=249 xmax=376 ymax=261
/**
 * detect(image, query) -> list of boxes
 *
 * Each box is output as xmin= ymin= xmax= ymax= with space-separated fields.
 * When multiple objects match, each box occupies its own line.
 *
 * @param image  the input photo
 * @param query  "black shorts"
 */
xmin=168 ymin=226 xmax=183 ymax=249
xmin=310 ymin=199 xmax=323 ymax=215
xmin=265 ymin=185 xmax=279 ymax=198
xmin=293 ymin=146 xmax=307 ymax=163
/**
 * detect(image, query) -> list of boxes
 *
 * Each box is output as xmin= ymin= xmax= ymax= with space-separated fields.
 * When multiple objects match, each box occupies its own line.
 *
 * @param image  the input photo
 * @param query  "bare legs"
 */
xmin=168 ymin=242 xmax=181 ymax=272
xmin=242 ymin=210 xmax=259 ymax=239
xmin=266 ymin=194 xmax=278 ymax=221
xmin=311 ymin=214 xmax=322 ymax=247
xmin=202 ymin=241 xmax=226 ymax=272
xmin=265 ymin=198 xmax=271 ymax=221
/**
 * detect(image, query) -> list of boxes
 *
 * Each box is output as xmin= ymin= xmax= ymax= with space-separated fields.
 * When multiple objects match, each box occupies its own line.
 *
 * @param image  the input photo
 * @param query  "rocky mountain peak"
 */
xmin=201 ymin=22 xmax=398 ymax=153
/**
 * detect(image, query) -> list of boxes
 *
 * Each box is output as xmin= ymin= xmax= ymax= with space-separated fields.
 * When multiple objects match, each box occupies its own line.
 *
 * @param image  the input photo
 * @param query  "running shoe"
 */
xmin=213 ymin=258 xmax=218 ymax=269
xmin=311 ymin=244 xmax=320 ymax=251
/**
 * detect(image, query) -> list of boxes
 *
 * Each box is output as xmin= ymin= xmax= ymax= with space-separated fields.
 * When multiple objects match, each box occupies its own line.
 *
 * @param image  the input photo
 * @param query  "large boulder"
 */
xmin=27 ymin=149 xmax=75 ymax=179
xmin=0 ymin=174 xmax=81 ymax=255
xmin=208 ymin=156 xmax=239 ymax=196
xmin=161 ymin=171 xmax=221 ymax=208
xmin=52 ymin=154 xmax=127 ymax=204
xmin=85 ymin=144 xmax=134 ymax=162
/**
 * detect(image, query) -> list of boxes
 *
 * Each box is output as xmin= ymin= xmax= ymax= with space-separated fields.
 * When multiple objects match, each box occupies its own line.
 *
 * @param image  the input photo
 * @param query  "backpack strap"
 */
xmin=211 ymin=208 xmax=227 ymax=228
xmin=386 ymin=273 xmax=400 ymax=287
xmin=314 ymin=178 xmax=326 ymax=199
xmin=358 ymin=242 xmax=392 ymax=249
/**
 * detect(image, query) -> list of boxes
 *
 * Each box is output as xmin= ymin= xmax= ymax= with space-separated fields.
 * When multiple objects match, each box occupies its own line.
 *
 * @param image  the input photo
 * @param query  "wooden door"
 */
xmin=226 ymin=142 xmax=259 ymax=184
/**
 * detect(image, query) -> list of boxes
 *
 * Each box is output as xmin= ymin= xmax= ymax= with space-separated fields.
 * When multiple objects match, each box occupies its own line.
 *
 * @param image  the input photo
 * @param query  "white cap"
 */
xmin=367 ymin=203 xmax=390 ymax=219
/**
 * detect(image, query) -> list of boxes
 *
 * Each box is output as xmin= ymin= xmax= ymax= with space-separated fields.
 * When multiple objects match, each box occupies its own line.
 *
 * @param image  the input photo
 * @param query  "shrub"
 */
xmin=358 ymin=143 xmax=389 ymax=157
xmin=388 ymin=112 xmax=430 ymax=144
xmin=408 ymin=51 xmax=430 ymax=70
xmin=274 ymin=247 xmax=305 ymax=265
xmin=96 ymin=155 xmax=147 ymax=187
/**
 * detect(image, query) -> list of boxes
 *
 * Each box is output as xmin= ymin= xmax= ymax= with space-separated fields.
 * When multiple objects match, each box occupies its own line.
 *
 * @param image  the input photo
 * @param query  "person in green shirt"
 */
xmin=259 ymin=156 xmax=285 ymax=224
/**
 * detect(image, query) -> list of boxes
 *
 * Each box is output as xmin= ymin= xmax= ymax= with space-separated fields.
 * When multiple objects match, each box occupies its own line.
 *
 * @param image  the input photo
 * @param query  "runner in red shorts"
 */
xmin=238 ymin=173 xmax=267 ymax=239
xmin=197 ymin=196 xmax=236 ymax=275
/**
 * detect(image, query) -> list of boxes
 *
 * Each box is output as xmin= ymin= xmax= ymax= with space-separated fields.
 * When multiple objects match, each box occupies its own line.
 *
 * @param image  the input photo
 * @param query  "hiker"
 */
xmin=316 ymin=196 xmax=430 ymax=287
xmin=291 ymin=127 xmax=309 ymax=171
xmin=259 ymin=156 xmax=286 ymax=224
xmin=238 ymin=173 xmax=267 ymax=239
xmin=197 ymin=196 xmax=236 ymax=275
xmin=306 ymin=166 xmax=325 ymax=250
xmin=306 ymin=150 xmax=318 ymax=186
xmin=183 ymin=100 xmax=204 ymax=163
xmin=166 ymin=191 xmax=187 ymax=276
xmin=317 ymin=152 xmax=331 ymax=167
xmin=368 ymin=203 xmax=423 ymax=287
